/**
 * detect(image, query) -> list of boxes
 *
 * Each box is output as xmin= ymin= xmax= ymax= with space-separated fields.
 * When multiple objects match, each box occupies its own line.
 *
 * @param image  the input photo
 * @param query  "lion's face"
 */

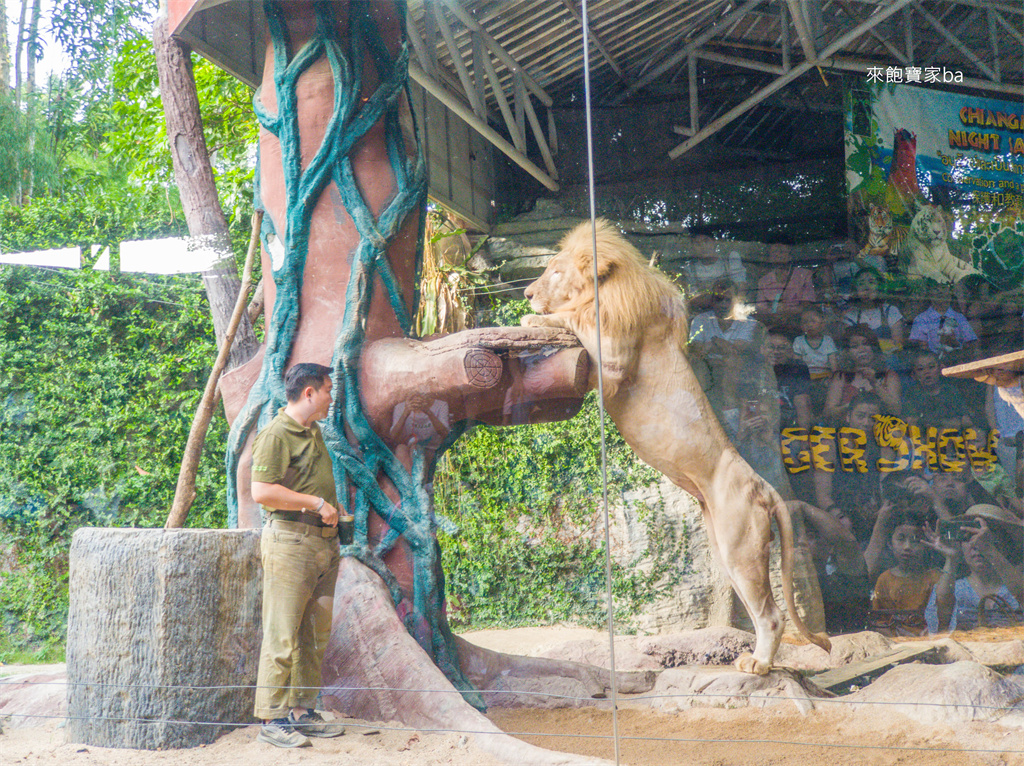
xmin=912 ymin=204 xmax=947 ymax=244
xmin=524 ymin=249 xmax=590 ymax=314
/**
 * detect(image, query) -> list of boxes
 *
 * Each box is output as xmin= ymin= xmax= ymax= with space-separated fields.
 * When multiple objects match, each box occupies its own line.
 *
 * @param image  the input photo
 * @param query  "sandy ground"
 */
xmin=2 ymin=626 xmax=1022 ymax=766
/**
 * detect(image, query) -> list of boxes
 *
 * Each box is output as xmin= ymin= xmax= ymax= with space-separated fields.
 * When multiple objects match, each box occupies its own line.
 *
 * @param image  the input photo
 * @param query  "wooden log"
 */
xmin=67 ymin=528 xmax=262 ymax=749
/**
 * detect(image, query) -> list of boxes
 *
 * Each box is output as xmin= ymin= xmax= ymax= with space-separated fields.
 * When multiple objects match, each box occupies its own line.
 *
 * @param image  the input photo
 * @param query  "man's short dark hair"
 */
xmin=911 ymin=348 xmax=939 ymax=367
xmin=847 ymin=391 xmax=884 ymax=414
xmin=766 ymin=322 xmax=797 ymax=342
xmin=284 ymin=363 xmax=333 ymax=402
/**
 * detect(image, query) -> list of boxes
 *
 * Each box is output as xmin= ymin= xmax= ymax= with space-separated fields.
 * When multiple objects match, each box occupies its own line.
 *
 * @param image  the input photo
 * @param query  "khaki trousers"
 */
xmin=254 ymin=519 xmax=340 ymax=720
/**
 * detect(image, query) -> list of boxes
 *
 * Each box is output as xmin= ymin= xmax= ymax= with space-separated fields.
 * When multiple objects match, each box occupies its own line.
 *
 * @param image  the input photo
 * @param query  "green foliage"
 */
xmin=435 ymin=391 xmax=687 ymax=630
xmin=3 ymin=20 xmax=257 ymax=265
xmin=105 ymin=34 xmax=259 ymax=227
xmin=0 ymin=194 xmax=185 ymax=256
xmin=0 ymin=265 xmax=227 ymax=659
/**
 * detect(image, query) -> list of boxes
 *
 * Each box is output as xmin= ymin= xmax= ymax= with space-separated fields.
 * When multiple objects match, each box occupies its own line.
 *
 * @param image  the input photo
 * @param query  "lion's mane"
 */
xmin=556 ymin=219 xmax=687 ymax=344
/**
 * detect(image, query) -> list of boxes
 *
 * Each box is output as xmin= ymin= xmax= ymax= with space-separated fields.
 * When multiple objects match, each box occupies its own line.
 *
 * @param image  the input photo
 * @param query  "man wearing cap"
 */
xmin=251 ymin=362 xmax=346 ymax=748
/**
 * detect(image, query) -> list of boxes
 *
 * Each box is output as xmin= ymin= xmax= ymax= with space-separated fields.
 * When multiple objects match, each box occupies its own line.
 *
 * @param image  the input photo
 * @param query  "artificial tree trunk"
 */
xmin=217 ymin=0 xmax=601 ymax=711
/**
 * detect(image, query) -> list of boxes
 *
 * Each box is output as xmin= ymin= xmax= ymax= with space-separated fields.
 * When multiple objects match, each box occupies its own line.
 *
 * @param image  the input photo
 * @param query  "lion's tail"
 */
xmin=771 ymin=495 xmax=832 ymax=654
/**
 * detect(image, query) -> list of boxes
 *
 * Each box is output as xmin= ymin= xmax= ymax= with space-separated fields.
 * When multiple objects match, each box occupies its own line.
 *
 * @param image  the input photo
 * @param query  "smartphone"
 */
xmin=744 ymin=400 xmax=760 ymax=418
xmin=937 ymin=516 xmax=982 ymax=543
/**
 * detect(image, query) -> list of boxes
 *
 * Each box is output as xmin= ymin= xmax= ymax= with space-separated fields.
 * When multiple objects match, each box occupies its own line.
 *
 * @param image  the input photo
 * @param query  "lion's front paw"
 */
xmin=734 ymin=652 xmax=771 ymax=676
xmin=521 ymin=314 xmax=548 ymax=327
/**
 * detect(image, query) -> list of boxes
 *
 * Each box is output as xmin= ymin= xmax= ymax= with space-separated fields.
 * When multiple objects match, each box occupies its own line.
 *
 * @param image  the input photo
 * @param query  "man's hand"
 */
xmin=318 ymin=499 xmax=339 ymax=527
xmin=922 ymin=522 xmax=960 ymax=561
xmin=972 ymin=367 xmax=1022 ymax=388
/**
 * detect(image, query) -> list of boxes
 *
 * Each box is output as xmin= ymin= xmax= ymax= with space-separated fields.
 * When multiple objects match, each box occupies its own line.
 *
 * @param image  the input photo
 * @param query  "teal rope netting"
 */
xmin=225 ymin=0 xmax=482 ymax=709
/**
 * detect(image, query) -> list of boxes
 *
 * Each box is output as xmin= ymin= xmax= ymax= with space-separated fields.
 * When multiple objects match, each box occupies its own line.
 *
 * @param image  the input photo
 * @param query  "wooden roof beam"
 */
xmin=432 ymin=2 xmax=487 ymax=119
xmin=557 ymin=0 xmax=630 ymax=86
xmin=668 ymin=0 xmax=915 ymax=160
xmin=613 ymin=0 xmax=771 ymax=104
xmin=938 ymin=0 xmax=1023 ymax=15
xmin=838 ymin=0 xmax=908 ymax=64
xmin=987 ymin=8 xmax=1001 ymax=83
xmin=439 ymin=0 xmax=553 ymax=107
xmin=785 ymin=0 xmax=818 ymax=62
xmin=995 ymin=10 xmax=1024 ymax=44
xmin=408 ymin=61 xmax=558 ymax=192
xmin=912 ymin=1 xmax=997 ymax=81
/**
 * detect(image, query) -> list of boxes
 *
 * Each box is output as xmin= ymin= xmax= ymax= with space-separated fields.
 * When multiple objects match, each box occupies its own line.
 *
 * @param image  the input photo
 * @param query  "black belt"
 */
xmin=269 ymin=510 xmax=328 ymax=528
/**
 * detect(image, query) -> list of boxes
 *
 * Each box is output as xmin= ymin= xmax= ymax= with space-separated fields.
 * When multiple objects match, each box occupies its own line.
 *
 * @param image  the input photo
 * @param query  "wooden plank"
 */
xmin=943 ymin=350 xmax=1024 ymax=379
xmin=808 ymin=645 xmax=939 ymax=692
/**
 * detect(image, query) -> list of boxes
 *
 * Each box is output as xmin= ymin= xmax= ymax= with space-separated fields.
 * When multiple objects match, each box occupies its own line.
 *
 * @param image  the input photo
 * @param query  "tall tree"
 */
xmin=152 ymin=6 xmax=257 ymax=371
xmin=0 ymin=0 xmax=10 ymax=89
xmin=22 ymin=0 xmax=40 ymax=199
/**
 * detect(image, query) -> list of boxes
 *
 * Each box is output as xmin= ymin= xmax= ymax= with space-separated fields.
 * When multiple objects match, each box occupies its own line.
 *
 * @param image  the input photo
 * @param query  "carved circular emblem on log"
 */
xmin=464 ymin=349 xmax=503 ymax=388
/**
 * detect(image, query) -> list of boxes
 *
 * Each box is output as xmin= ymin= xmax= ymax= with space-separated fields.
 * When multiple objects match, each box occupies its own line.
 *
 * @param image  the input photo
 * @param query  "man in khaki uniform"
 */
xmin=251 ymin=363 xmax=347 ymax=748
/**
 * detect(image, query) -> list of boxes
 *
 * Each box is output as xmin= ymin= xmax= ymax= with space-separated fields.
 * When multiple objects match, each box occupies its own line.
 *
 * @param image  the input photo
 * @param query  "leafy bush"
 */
xmin=0 ymin=265 xmax=227 ymax=658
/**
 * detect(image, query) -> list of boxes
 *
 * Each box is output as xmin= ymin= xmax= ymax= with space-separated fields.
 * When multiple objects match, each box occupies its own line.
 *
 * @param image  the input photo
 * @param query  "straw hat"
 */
xmin=966 ymin=504 xmax=1024 ymax=544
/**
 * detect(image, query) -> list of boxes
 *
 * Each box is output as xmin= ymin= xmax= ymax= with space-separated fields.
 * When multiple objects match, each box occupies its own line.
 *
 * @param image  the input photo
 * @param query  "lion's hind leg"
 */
xmin=706 ymin=453 xmax=785 ymax=676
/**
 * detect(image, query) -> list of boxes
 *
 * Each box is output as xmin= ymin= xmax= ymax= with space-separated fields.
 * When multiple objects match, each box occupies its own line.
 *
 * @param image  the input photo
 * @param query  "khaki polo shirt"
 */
xmin=251 ymin=408 xmax=338 ymax=512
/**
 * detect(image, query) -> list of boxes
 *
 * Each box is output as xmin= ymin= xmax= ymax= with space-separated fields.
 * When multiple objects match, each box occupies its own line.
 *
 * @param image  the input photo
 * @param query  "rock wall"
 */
xmin=611 ymin=478 xmax=734 ymax=635
xmin=597 ymin=477 xmax=821 ymax=637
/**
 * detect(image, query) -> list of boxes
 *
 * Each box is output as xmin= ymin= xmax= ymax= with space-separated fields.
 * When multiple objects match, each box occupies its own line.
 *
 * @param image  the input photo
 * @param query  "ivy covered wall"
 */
xmin=0 ymin=263 xmax=227 ymax=660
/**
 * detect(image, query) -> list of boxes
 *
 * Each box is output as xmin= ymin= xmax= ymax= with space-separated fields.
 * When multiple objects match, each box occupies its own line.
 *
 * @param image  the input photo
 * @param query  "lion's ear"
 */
xmin=578 ymin=250 xmax=614 ymax=281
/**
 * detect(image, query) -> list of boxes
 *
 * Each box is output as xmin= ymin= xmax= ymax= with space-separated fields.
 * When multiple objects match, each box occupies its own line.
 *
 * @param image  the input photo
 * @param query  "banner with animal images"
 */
xmin=845 ymin=82 xmax=1024 ymax=290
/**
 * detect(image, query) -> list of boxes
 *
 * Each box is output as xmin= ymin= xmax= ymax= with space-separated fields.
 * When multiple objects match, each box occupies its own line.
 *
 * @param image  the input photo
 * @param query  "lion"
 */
xmin=522 ymin=219 xmax=831 ymax=675
xmin=902 ymin=202 xmax=978 ymax=283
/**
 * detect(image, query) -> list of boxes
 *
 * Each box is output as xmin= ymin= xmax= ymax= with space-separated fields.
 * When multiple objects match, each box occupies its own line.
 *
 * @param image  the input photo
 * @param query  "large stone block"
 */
xmin=67 ymin=528 xmax=262 ymax=749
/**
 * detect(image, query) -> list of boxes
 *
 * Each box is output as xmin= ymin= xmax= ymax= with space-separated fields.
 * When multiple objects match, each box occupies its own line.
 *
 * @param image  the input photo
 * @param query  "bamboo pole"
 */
xmin=165 ymin=211 xmax=262 ymax=529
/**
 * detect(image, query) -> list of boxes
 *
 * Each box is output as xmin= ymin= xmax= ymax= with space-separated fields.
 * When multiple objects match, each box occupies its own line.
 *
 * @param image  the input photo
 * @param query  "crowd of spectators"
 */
xmin=679 ymin=228 xmax=1024 ymax=636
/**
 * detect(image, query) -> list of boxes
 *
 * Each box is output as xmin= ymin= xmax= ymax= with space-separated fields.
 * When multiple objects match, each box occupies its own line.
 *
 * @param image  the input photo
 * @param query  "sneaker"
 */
xmin=257 ymin=718 xmax=311 ymax=748
xmin=288 ymin=709 xmax=346 ymax=738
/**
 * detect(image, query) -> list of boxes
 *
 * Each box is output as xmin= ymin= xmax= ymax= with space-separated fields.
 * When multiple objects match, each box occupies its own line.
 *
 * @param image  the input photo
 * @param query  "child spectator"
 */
xmin=815 ymin=392 xmax=884 ymax=513
xmin=682 ymin=227 xmax=747 ymax=312
xmin=902 ymin=350 xmax=971 ymax=430
xmin=793 ymin=306 xmax=838 ymax=381
xmin=814 ymin=238 xmax=863 ymax=307
xmin=824 ymin=325 xmax=901 ymax=421
xmin=869 ymin=512 xmax=943 ymax=636
xmin=962 ymin=275 xmax=1023 ymax=358
xmin=689 ymin=279 xmax=763 ymax=419
xmin=761 ymin=325 xmax=813 ymax=431
xmin=793 ymin=500 xmax=870 ymax=635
